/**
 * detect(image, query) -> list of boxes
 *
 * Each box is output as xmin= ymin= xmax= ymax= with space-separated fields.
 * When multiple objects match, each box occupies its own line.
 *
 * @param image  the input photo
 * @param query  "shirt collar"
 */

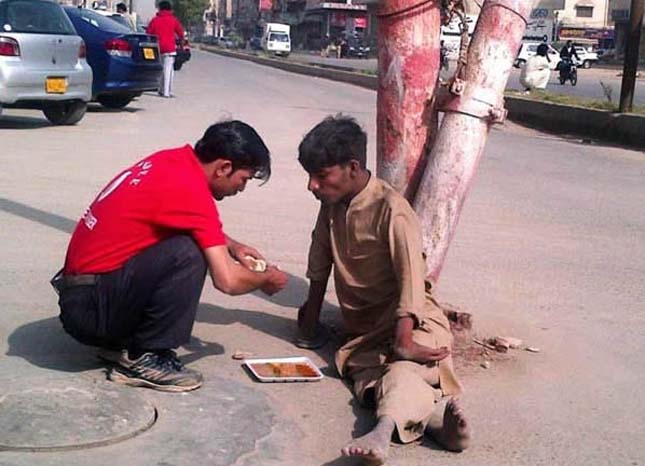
xmin=347 ymin=171 xmax=376 ymax=210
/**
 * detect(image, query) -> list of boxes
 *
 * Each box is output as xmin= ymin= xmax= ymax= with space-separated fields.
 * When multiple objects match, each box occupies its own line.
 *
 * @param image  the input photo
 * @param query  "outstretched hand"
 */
xmin=227 ymin=237 xmax=265 ymax=269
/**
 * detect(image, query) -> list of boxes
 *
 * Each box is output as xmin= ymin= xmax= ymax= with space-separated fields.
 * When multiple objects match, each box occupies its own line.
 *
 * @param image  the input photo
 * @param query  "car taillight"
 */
xmin=79 ymin=40 xmax=86 ymax=59
xmin=104 ymin=38 xmax=132 ymax=57
xmin=0 ymin=37 xmax=20 ymax=57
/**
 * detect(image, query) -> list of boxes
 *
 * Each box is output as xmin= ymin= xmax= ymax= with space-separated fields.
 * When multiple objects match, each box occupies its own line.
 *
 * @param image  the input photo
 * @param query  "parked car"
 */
xmin=515 ymin=42 xmax=561 ymax=70
xmin=174 ymin=37 xmax=190 ymax=71
xmin=63 ymin=7 xmax=162 ymax=109
xmin=573 ymin=46 xmax=598 ymax=69
xmin=0 ymin=0 xmax=92 ymax=124
xmin=341 ymin=35 xmax=370 ymax=59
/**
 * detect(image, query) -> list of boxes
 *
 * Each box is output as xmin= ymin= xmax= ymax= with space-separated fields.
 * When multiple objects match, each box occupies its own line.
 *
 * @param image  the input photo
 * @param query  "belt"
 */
xmin=50 ymin=269 xmax=97 ymax=294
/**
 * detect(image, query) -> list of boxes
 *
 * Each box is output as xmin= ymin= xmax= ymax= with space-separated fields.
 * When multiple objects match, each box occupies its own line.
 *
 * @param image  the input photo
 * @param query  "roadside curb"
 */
xmin=202 ymin=46 xmax=645 ymax=149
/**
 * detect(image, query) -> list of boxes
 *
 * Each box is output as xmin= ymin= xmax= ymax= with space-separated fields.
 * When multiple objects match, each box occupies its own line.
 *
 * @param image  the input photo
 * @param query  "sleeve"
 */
xmin=146 ymin=18 xmax=157 ymax=35
xmin=306 ymin=206 xmax=333 ymax=282
xmin=154 ymin=184 xmax=227 ymax=250
xmin=175 ymin=18 xmax=185 ymax=40
xmin=387 ymin=206 xmax=427 ymax=324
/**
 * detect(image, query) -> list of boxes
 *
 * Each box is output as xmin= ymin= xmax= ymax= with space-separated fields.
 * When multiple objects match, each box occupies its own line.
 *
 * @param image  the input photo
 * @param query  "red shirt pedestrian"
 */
xmin=147 ymin=8 xmax=184 ymax=54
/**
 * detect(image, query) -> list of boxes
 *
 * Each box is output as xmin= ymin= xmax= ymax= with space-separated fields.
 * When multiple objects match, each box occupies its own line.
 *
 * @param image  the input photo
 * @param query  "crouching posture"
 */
xmin=297 ymin=116 xmax=471 ymax=464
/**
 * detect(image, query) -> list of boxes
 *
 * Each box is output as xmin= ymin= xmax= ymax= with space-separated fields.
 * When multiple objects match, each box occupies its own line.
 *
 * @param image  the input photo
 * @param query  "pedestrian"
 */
xmin=296 ymin=115 xmax=471 ymax=465
xmin=115 ymin=2 xmax=136 ymax=31
xmin=146 ymin=1 xmax=185 ymax=98
xmin=519 ymin=42 xmax=551 ymax=92
xmin=52 ymin=120 xmax=289 ymax=393
xmin=320 ymin=34 xmax=330 ymax=58
xmin=440 ymin=39 xmax=448 ymax=71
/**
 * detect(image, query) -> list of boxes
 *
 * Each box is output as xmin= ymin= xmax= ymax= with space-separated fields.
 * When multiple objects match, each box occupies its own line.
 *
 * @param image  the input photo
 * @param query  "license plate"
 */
xmin=46 ymin=77 xmax=67 ymax=94
xmin=143 ymin=47 xmax=155 ymax=60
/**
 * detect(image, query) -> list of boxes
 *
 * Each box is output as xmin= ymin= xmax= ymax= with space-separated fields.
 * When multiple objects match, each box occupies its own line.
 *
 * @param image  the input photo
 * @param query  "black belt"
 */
xmin=50 ymin=269 xmax=97 ymax=294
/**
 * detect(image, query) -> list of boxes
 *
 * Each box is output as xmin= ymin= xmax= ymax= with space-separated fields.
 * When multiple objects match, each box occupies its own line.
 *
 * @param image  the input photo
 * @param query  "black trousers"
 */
xmin=58 ymin=236 xmax=207 ymax=353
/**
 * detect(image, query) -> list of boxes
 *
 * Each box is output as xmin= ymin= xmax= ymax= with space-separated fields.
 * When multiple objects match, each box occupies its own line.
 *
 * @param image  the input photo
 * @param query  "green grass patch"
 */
xmin=505 ymin=89 xmax=645 ymax=115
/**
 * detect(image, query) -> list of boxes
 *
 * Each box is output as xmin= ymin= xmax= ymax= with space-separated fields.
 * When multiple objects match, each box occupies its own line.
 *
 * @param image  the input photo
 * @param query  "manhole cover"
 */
xmin=0 ymin=379 xmax=156 ymax=451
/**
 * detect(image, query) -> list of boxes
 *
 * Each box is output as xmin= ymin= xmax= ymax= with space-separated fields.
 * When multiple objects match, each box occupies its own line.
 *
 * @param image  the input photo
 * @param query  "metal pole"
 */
xmin=618 ymin=0 xmax=644 ymax=113
xmin=375 ymin=0 xmax=442 ymax=201
xmin=413 ymin=0 xmax=534 ymax=283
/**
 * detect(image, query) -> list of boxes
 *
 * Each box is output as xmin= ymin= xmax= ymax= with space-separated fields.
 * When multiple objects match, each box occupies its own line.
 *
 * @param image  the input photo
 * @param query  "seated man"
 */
xmin=297 ymin=115 xmax=471 ymax=464
xmin=53 ymin=120 xmax=288 ymax=393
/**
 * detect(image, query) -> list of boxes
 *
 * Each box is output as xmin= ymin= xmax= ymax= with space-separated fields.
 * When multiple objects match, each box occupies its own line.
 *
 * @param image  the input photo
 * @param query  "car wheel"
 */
xmin=515 ymin=59 xmax=526 ymax=69
xmin=43 ymin=101 xmax=87 ymax=125
xmin=583 ymin=60 xmax=591 ymax=69
xmin=97 ymin=94 xmax=135 ymax=109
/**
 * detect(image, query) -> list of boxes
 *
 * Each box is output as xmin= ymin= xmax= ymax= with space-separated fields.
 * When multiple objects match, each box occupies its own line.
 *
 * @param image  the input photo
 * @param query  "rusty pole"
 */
xmin=413 ymin=0 xmax=535 ymax=283
xmin=375 ymin=0 xmax=442 ymax=201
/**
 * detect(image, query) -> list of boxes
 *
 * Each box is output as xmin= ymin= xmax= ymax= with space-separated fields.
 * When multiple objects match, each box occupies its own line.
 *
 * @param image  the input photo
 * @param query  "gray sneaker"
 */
xmin=108 ymin=350 xmax=202 ymax=393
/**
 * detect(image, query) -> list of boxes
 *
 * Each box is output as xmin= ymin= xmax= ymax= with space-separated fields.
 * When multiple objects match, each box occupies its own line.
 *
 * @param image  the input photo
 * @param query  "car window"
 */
xmin=0 ymin=0 xmax=76 ymax=35
xmin=528 ymin=45 xmax=537 ymax=52
xmin=70 ymin=8 xmax=131 ymax=33
xmin=268 ymin=33 xmax=288 ymax=42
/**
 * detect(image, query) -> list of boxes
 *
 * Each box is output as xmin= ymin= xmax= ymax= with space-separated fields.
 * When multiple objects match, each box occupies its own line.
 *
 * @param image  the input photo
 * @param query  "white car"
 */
xmin=515 ymin=42 xmax=561 ymax=70
xmin=573 ymin=46 xmax=598 ymax=69
xmin=0 ymin=0 xmax=93 ymax=124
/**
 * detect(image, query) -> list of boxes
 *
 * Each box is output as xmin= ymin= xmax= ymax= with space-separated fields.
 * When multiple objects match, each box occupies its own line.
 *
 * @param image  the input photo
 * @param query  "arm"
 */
xmin=175 ymin=18 xmax=185 ymax=41
xmin=225 ymin=234 xmax=265 ymax=269
xmin=204 ymin=245 xmax=287 ymax=295
xmin=388 ymin=212 xmax=449 ymax=363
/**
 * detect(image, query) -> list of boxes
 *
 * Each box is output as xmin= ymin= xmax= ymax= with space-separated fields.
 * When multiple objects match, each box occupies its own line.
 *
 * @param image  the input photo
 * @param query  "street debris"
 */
xmin=525 ymin=347 xmax=541 ymax=353
xmin=473 ymin=336 xmax=538 ymax=354
xmin=232 ymin=350 xmax=255 ymax=360
xmin=481 ymin=361 xmax=491 ymax=369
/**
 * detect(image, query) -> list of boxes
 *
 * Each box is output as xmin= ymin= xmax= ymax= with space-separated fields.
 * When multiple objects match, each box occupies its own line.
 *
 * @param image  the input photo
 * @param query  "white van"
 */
xmin=262 ymin=23 xmax=290 ymax=57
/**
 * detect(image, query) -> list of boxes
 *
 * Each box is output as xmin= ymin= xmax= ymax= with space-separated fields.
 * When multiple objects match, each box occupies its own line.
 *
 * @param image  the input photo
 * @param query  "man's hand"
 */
xmin=393 ymin=316 xmax=450 ymax=364
xmin=259 ymin=266 xmax=288 ymax=295
xmin=227 ymin=237 xmax=265 ymax=270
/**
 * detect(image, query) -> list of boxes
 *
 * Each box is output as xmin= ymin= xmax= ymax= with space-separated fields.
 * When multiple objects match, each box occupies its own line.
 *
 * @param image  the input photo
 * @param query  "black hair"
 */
xmin=195 ymin=120 xmax=271 ymax=182
xmin=298 ymin=115 xmax=367 ymax=173
xmin=158 ymin=1 xmax=172 ymax=10
xmin=536 ymin=43 xmax=548 ymax=57
xmin=116 ymin=2 xmax=127 ymax=12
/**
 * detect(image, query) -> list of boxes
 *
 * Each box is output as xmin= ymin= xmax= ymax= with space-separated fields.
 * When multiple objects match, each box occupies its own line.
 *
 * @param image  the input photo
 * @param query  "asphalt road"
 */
xmin=290 ymin=51 xmax=645 ymax=105
xmin=0 ymin=49 xmax=644 ymax=466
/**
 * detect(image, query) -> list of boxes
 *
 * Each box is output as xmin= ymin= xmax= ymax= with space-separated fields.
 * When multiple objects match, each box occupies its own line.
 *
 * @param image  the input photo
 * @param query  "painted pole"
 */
xmin=413 ymin=0 xmax=535 ymax=283
xmin=375 ymin=0 xmax=442 ymax=201
xmin=618 ymin=0 xmax=644 ymax=113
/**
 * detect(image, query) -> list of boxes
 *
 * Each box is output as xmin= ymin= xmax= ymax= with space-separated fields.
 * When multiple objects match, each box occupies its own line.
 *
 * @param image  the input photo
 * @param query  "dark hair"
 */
xmin=158 ymin=1 xmax=172 ymax=10
xmin=536 ymin=43 xmax=548 ymax=57
xmin=116 ymin=2 xmax=127 ymax=12
xmin=195 ymin=120 xmax=271 ymax=182
xmin=298 ymin=115 xmax=367 ymax=173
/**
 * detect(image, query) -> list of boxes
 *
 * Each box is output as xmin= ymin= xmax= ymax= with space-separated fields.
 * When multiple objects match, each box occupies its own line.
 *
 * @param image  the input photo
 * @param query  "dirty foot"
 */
xmin=341 ymin=416 xmax=395 ymax=465
xmin=426 ymin=398 xmax=471 ymax=452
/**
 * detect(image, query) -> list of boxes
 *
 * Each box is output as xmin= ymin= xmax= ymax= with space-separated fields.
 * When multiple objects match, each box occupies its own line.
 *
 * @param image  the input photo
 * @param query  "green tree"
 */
xmin=169 ymin=0 xmax=209 ymax=29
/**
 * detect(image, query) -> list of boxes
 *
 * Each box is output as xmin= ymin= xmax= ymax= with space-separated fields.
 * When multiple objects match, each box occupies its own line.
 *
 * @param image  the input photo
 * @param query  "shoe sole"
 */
xmin=108 ymin=369 xmax=202 ymax=393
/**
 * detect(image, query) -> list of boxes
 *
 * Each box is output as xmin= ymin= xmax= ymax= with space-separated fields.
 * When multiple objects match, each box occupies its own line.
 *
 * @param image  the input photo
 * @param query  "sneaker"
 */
xmin=108 ymin=350 xmax=202 ymax=393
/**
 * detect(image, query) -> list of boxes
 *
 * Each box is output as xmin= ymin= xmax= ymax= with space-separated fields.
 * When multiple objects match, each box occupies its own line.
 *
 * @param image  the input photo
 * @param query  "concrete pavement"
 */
xmin=1 ymin=49 xmax=644 ymax=466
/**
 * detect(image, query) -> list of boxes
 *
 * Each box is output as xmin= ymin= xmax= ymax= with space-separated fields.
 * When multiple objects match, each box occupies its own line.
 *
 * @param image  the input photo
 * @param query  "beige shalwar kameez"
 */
xmin=306 ymin=175 xmax=463 ymax=443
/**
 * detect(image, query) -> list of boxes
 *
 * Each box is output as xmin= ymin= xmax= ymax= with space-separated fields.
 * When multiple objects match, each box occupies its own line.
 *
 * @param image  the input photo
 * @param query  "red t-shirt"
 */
xmin=64 ymin=145 xmax=226 ymax=274
xmin=146 ymin=10 xmax=184 ymax=54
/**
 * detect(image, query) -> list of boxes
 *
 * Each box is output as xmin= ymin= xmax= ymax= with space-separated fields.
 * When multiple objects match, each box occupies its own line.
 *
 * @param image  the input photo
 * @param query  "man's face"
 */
xmin=306 ymin=164 xmax=354 ymax=204
xmin=209 ymin=167 xmax=255 ymax=201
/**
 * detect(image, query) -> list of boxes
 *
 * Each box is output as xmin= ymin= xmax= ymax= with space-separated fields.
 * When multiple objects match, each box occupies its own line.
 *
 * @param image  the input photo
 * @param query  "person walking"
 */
xmin=147 ymin=1 xmax=185 ymax=98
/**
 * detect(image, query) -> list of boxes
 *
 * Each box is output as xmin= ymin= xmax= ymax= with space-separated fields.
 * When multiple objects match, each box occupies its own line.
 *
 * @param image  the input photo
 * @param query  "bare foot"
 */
xmin=341 ymin=417 xmax=395 ymax=465
xmin=426 ymin=398 xmax=471 ymax=452
xmin=442 ymin=308 xmax=473 ymax=332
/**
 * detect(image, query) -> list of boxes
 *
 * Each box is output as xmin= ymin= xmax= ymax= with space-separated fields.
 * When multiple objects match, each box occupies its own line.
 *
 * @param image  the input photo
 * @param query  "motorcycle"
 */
xmin=559 ymin=57 xmax=578 ymax=86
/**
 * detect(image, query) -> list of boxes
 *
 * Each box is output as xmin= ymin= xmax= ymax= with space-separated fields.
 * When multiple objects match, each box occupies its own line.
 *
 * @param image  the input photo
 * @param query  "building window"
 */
xmin=576 ymin=6 xmax=594 ymax=17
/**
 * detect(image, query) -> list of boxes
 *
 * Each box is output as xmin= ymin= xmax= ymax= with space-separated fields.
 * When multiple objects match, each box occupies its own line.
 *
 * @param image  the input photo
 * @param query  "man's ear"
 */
xmin=348 ymin=159 xmax=362 ymax=177
xmin=214 ymin=159 xmax=233 ymax=177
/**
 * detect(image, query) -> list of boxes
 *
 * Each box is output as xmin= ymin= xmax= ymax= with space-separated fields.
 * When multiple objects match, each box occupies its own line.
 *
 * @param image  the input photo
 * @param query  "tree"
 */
xmin=172 ymin=0 xmax=209 ymax=29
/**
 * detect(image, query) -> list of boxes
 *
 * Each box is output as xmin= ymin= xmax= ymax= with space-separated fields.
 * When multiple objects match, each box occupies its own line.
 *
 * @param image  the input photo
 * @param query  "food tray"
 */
xmin=243 ymin=356 xmax=324 ymax=383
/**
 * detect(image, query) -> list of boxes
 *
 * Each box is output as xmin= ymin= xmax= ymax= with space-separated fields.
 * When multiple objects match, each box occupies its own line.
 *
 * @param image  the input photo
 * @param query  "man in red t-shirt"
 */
xmin=146 ymin=1 xmax=184 ymax=97
xmin=53 ymin=120 xmax=288 ymax=392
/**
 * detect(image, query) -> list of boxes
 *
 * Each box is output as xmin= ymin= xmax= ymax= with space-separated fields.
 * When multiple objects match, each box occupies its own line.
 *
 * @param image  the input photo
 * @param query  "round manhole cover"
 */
xmin=0 ymin=379 xmax=156 ymax=451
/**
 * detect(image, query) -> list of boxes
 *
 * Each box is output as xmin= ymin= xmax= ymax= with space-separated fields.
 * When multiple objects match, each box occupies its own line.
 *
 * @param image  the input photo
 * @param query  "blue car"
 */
xmin=64 ymin=7 xmax=162 ymax=109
